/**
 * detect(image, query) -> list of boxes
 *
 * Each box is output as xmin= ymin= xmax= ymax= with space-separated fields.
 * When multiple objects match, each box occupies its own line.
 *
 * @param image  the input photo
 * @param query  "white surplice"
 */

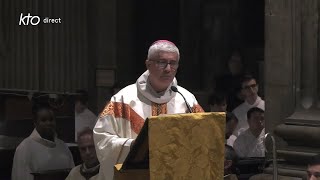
xmin=93 ymin=70 xmax=204 ymax=180
xmin=66 ymin=164 xmax=101 ymax=180
xmin=232 ymin=96 xmax=265 ymax=136
xmin=75 ymin=108 xmax=97 ymax=141
xmin=233 ymin=128 xmax=265 ymax=157
xmin=11 ymin=129 xmax=75 ymax=180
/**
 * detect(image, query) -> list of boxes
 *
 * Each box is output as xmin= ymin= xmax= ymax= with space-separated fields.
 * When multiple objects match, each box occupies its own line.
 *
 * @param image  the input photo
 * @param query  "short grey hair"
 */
xmin=147 ymin=40 xmax=180 ymax=60
xmin=77 ymin=127 xmax=94 ymax=142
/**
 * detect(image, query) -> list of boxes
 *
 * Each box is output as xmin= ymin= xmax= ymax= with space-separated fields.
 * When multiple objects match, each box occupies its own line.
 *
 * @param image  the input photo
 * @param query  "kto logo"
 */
xmin=19 ymin=13 xmax=40 ymax=26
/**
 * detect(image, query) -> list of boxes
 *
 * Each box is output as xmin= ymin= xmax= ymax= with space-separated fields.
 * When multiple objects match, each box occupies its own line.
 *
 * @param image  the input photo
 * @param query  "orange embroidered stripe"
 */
xmin=151 ymin=102 xmax=167 ymax=116
xmin=99 ymin=101 xmax=145 ymax=134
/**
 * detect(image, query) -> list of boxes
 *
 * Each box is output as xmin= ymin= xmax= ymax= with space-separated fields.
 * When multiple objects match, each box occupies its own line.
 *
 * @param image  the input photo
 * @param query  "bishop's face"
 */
xmin=146 ymin=51 xmax=179 ymax=92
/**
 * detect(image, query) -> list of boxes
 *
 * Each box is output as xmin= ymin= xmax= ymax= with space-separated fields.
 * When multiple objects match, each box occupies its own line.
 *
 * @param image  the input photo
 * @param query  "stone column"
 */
xmin=263 ymin=0 xmax=320 ymax=178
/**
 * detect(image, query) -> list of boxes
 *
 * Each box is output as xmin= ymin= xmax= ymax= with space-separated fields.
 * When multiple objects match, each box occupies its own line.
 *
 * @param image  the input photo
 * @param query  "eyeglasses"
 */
xmin=307 ymin=171 xmax=320 ymax=178
xmin=149 ymin=60 xmax=179 ymax=69
xmin=242 ymin=84 xmax=257 ymax=90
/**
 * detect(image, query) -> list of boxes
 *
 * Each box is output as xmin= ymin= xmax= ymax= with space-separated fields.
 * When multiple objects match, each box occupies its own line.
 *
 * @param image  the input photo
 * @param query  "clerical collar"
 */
xmin=80 ymin=163 xmax=100 ymax=180
xmin=136 ymin=70 xmax=177 ymax=104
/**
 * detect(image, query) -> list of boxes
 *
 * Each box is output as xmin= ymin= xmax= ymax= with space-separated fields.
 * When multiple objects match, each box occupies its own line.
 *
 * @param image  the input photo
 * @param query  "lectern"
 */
xmin=114 ymin=112 xmax=225 ymax=180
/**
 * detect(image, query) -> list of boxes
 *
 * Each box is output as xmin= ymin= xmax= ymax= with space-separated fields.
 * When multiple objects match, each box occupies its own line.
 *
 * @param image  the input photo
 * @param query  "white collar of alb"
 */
xmin=30 ymin=128 xmax=57 ymax=148
xmin=136 ymin=70 xmax=177 ymax=104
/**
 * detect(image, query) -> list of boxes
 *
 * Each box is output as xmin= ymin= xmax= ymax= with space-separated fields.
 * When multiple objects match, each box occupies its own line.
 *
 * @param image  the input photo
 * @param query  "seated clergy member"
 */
xmin=233 ymin=107 xmax=265 ymax=157
xmin=66 ymin=128 xmax=101 ymax=180
xmin=307 ymin=154 xmax=320 ymax=180
xmin=11 ymin=104 xmax=74 ymax=180
xmin=232 ymin=74 xmax=265 ymax=136
xmin=94 ymin=40 xmax=204 ymax=180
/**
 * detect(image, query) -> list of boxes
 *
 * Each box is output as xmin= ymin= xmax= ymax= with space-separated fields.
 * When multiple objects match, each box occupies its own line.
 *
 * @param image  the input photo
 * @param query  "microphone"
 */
xmin=171 ymin=86 xmax=193 ymax=113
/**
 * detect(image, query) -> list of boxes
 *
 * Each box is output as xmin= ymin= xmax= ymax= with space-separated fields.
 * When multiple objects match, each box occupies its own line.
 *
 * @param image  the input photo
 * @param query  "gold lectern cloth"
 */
xmin=149 ymin=112 xmax=225 ymax=180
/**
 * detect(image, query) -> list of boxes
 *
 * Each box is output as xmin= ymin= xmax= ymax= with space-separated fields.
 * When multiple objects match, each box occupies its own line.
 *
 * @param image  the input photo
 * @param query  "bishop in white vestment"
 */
xmin=93 ymin=40 xmax=204 ymax=180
